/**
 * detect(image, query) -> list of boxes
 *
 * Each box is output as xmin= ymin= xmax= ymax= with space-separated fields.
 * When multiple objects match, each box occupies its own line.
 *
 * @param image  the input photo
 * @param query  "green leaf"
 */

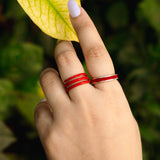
xmin=128 ymin=68 xmax=148 ymax=80
xmin=117 ymin=43 xmax=141 ymax=66
xmin=105 ymin=32 xmax=131 ymax=52
xmin=16 ymin=91 xmax=42 ymax=125
xmin=0 ymin=121 xmax=16 ymax=151
xmin=0 ymin=43 xmax=43 ymax=82
xmin=0 ymin=79 xmax=14 ymax=96
xmin=5 ymin=0 xmax=26 ymax=20
xmin=129 ymin=82 xmax=144 ymax=102
xmin=145 ymin=96 xmax=160 ymax=117
xmin=140 ymin=126 xmax=160 ymax=142
xmin=138 ymin=0 xmax=160 ymax=32
xmin=83 ymin=62 xmax=91 ymax=79
xmin=106 ymin=2 xmax=129 ymax=29
xmin=17 ymin=0 xmax=81 ymax=42
xmin=0 ymin=154 xmax=10 ymax=160
xmin=0 ymin=79 xmax=14 ymax=120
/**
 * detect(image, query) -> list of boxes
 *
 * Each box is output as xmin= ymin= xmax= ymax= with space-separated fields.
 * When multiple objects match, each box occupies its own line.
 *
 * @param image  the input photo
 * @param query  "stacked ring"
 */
xmin=91 ymin=74 xmax=118 ymax=84
xmin=64 ymin=73 xmax=90 ymax=92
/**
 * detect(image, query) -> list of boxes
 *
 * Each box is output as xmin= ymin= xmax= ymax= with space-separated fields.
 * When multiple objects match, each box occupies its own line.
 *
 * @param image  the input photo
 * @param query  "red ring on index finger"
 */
xmin=91 ymin=74 xmax=118 ymax=84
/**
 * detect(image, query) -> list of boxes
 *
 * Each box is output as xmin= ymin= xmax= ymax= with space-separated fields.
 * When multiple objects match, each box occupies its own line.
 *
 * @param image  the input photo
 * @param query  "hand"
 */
xmin=34 ymin=2 xmax=142 ymax=160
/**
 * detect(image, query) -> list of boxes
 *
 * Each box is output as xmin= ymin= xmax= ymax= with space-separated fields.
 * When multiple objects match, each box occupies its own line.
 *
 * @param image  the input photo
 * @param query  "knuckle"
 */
xmin=55 ymin=50 xmax=75 ymax=66
xmin=89 ymin=111 xmax=100 ymax=126
xmin=40 ymin=68 xmax=57 ymax=80
xmin=86 ymin=45 xmax=106 ymax=58
xmin=34 ymin=103 xmax=48 ymax=121
xmin=40 ymin=68 xmax=58 ymax=88
xmin=75 ymin=20 xmax=93 ymax=35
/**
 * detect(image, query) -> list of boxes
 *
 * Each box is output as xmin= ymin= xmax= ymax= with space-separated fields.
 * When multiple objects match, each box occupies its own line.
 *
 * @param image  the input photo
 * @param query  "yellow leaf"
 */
xmin=17 ymin=0 xmax=81 ymax=42
xmin=37 ymin=85 xmax=45 ymax=98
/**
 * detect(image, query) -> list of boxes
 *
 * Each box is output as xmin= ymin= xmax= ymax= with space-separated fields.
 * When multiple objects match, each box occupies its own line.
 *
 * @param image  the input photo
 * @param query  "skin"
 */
xmin=34 ymin=7 xmax=143 ymax=160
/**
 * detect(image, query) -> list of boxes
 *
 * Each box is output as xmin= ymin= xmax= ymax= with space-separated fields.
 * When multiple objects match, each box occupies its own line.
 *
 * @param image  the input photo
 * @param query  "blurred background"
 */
xmin=0 ymin=0 xmax=160 ymax=159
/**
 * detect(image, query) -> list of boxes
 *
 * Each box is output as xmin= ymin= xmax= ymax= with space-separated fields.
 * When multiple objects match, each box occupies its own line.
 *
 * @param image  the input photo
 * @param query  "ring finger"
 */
xmin=54 ymin=40 xmax=92 ymax=98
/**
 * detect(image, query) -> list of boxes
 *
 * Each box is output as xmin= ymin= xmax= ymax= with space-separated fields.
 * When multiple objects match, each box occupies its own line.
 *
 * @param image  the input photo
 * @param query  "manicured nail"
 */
xmin=68 ymin=0 xmax=81 ymax=18
xmin=40 ymin=98 xmax=47 ymax=103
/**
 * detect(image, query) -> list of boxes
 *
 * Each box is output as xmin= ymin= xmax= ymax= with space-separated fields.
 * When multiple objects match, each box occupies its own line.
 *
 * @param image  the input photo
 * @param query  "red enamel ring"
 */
xmin=91 ymin=74 xmax=118 ymax=84
xmin=64 ymin=73 xmax=90 ymax=92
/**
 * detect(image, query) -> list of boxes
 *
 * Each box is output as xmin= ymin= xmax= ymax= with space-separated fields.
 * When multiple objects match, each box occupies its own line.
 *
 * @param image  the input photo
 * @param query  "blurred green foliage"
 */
xmin=0 ymin=0 xmax=160 ymax=160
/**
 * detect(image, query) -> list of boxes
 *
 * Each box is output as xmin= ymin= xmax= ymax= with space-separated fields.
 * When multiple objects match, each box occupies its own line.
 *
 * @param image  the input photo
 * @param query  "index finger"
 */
xmin=68 ymin=0 xmax=115 ymax=79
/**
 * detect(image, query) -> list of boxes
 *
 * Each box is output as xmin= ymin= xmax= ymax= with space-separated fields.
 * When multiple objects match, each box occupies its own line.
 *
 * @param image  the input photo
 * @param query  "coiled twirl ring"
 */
xmin=64 ymin=73 xmax=90 ymax=92
xmin=91 ymin=74 xmax=118 ymax=84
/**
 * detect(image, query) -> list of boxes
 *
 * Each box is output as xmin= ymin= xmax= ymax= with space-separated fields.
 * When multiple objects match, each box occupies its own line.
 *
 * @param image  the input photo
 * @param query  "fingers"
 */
xmin=40 ymin=68 xmax=70 ymax=114
xmin=54 ymin=40 xmax=92 ymax=96
xmin=69 ymin=7 xmax=115 ymax=80
xmin=34 ymin=101 xmax=53 ymax=139
xmin=54 ymin=41 xmax=84 ymax=81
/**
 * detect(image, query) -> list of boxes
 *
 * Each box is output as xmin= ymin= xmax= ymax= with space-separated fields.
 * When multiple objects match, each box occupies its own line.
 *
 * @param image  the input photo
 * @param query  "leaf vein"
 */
xmin=46 ymin=0 xmax=76 ymax=36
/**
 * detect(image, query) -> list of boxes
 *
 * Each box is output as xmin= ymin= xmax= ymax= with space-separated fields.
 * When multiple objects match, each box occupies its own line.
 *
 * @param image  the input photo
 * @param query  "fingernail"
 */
xmin=68 ymin=0 xmax=81 ymax=18
xmin=40 ymin=98 xmax=47 ymax=103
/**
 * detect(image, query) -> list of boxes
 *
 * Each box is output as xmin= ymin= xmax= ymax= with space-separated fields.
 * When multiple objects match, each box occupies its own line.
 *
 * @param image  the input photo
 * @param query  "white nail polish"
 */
xmin=40 ymin=98 xmax=47 ymax=102
xmin=68 ymin=0 xmax=81 ymax=18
